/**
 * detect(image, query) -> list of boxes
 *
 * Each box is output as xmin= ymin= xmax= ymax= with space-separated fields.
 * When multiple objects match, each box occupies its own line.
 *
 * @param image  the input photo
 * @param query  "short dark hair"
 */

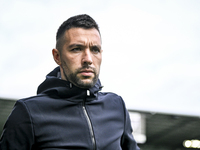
xmin=56 ymin=14 xmax=100 ymax=52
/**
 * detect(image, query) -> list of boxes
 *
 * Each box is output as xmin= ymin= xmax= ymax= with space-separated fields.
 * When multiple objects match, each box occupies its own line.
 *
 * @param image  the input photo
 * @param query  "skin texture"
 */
xmin=52 ymin=28 xmax=102 ymax=89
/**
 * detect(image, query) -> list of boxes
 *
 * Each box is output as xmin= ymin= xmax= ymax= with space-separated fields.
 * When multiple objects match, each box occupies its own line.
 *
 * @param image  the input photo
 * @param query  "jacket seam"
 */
xmin=20 ymin=101 xmax=35 ymax=145
xmin=119 ymin=96 xmax=126 ymax=135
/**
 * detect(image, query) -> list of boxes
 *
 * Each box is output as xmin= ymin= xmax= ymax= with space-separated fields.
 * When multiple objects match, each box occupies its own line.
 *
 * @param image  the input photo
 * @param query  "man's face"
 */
xmin=54 ymin=28 xmax=102 ymax=89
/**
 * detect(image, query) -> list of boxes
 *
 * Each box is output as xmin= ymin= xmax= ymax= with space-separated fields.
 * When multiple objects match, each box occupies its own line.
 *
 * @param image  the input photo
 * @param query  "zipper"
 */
xmin=82 ymin=90 xmax=96 ymax=150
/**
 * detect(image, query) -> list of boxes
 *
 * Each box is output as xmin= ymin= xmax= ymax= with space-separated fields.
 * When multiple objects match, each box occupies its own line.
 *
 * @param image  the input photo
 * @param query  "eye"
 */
xmin=91 ymin=46 xmax=100 ymax=54
xmin=71 ymin=47 xmax=82 ymax=52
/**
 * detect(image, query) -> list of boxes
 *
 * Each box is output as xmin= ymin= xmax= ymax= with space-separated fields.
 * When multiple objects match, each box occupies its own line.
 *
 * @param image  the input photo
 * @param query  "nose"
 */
xmin=82 ymin=49 xmax=93 ymax=66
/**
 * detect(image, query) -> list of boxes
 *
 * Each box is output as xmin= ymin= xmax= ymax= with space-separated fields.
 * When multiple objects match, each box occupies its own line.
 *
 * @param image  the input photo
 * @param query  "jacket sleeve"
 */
xmin=0 ymin=100 xmax=34 ymax=150
xmin=120 ymin=98 xmax=140 ymax=150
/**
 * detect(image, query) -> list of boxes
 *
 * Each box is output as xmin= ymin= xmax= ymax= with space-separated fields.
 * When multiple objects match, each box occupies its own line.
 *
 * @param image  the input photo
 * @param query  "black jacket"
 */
xmin=0 ymin=67 xmax=140 ymax=150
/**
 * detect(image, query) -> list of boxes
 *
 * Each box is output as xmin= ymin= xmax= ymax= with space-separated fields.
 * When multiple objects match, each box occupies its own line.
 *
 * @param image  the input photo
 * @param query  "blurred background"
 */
xmin=0 ymin=0 xmax=200 ymax=149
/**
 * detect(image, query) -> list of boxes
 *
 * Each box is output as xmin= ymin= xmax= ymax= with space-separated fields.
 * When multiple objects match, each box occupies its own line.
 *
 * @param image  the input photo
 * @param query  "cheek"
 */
xmin=62 ymin=56 xmax=80 ymax=71
xmin=97 ymin=55 xmax=102 ymax=66
xmin=94 ymin=57 xmax=102 ymax=71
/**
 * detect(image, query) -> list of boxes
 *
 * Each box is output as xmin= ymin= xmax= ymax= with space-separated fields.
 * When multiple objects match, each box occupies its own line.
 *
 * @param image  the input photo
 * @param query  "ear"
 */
xmin=52 ymin=49 xmax=62 ymax=65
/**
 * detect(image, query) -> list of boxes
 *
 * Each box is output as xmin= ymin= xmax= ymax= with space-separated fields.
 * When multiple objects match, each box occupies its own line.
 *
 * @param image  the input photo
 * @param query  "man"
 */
xmin=0 ymin=14 xmax=140 ymax=150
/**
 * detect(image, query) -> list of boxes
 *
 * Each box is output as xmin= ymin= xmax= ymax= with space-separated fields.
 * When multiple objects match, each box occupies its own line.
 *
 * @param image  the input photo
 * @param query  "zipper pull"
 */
xmin=87 ymin=90 xmax=90 ymax=96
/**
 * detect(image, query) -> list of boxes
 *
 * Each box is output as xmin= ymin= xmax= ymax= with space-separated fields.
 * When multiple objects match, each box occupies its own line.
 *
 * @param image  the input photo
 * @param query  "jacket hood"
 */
xmin=37 ymin=67 xmax=103 ymax=101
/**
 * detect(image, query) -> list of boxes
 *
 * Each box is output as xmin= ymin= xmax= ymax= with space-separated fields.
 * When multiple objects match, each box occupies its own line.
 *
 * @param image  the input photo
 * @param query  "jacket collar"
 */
xmin=37 ymin=67 xmax=103 ymax=101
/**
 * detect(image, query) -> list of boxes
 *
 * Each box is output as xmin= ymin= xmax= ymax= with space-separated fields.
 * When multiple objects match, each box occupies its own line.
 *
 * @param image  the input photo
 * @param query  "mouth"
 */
xmin=79 ymin=69 xmax=94 ymax=76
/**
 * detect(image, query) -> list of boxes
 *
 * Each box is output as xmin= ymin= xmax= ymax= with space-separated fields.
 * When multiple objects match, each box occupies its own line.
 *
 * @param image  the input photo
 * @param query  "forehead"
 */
xmin=64 ymin=28 xmax=101 ymax=45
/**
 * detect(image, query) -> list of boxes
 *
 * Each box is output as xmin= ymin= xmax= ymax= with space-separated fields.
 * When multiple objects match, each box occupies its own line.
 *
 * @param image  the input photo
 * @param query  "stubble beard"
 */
xmin=62 ymin=65 xmax=99 ymax=89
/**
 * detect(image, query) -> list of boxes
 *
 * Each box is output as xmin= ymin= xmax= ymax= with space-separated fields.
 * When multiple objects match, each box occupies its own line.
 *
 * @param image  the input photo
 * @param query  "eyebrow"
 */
xmin=68 ymin=44 xmax=101 ymax=50
xmin=67 ymin=44 xmax=83 ymax=49
xmin=93 ymin=45 xmax=102 ymax=50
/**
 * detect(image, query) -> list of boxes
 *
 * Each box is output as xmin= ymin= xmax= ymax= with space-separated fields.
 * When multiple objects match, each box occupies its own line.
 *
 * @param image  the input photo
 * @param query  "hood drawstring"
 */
xmin=87 ymin=90 xmax=90 ymax=96
xmin=70 ymin=83 xmax=73 ymax=88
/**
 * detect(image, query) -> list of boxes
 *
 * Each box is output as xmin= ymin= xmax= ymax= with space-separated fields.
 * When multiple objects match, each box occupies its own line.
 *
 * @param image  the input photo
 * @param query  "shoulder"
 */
xmin=18 ymin=93 xmax=53 ymax=106
xmin=18 ymin=93 xmax=47 ymax=103
xmin=98 ymin=91 xmax=126 ymax=108
xmin=14 ymin=94 xmax=50 ymax=114
xmin=98 ymin=91 xmax=121 ymax=98
xmin=10 ymin=95 xmax=45 ymax=117
xmin=98 ymin=91 xmax=124 ymax=101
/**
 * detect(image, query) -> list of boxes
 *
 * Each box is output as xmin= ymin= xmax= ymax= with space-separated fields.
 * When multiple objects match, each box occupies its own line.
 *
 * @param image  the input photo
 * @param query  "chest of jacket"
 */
xmin=27 ymin=93 xmax=125 ymax=150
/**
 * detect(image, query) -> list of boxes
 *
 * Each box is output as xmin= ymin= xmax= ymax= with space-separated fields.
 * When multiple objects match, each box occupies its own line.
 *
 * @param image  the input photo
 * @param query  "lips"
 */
xmin=79 ymin=69 xmax=94 ymax=76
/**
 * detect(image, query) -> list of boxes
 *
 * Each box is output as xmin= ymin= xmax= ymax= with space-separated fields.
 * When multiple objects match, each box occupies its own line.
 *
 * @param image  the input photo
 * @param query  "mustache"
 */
xmin=76 ymin=66 xmax=96 ymax=74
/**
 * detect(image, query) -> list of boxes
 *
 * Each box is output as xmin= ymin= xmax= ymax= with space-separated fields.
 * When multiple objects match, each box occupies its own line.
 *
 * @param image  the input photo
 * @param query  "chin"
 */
xmin=77 ymin=79 xmax=94 ymax=89
xmin=82 ymin=81 xmax=94 ymax=86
